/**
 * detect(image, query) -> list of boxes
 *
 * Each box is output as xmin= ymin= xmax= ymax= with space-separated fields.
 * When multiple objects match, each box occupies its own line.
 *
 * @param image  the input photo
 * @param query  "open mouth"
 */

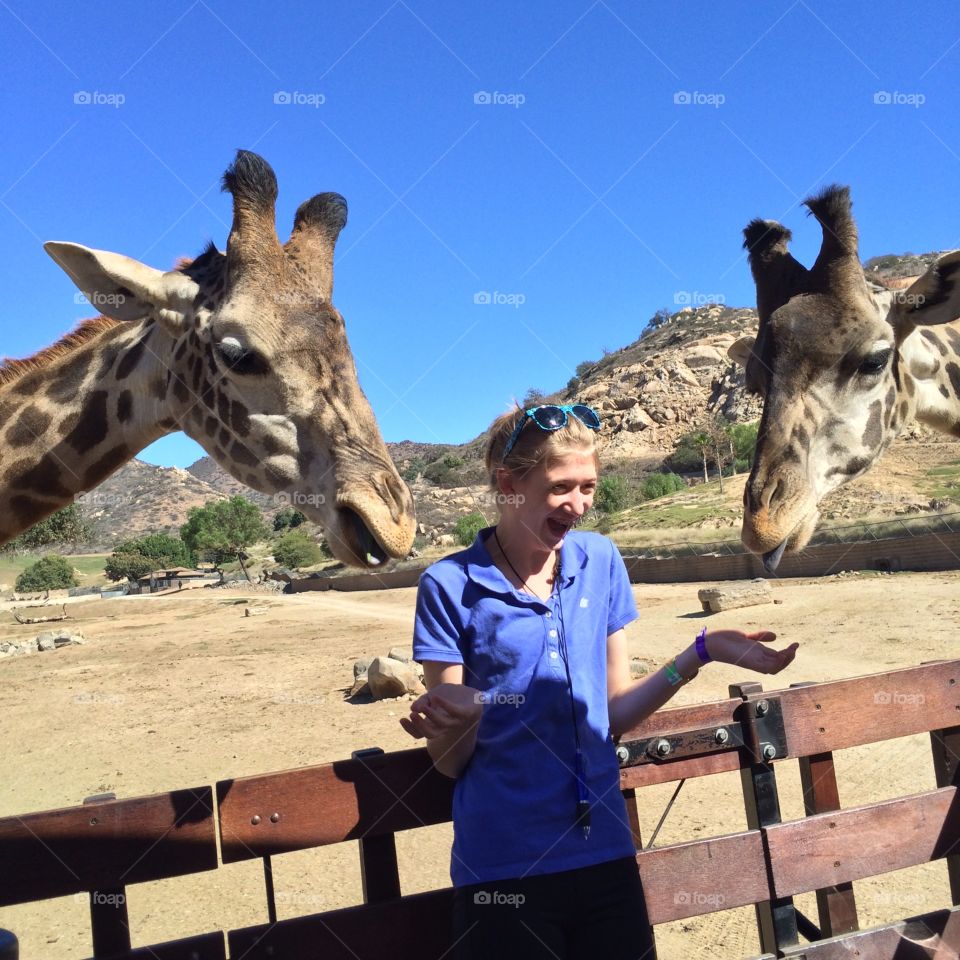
xmin=341 ymin=507 xmax=390 ymax=567
xmin=546 ymin=517 xmax=573 ymax=538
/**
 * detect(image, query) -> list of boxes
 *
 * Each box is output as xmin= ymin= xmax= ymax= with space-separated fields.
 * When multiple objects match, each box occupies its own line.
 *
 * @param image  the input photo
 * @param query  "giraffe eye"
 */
xmin=217 ymin=337 xmax=268 ymax=375
xmin=857 ymin=349 xmax=891 ymax=377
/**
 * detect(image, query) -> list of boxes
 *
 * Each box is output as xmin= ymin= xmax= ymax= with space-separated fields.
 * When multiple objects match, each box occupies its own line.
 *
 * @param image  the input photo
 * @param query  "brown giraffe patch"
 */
xmin=230 ymin=440 xmax=258 ymax=468
xmin=117 ymin=390 xmax=133 ymax=423
xmin=6 ymin=405 xmax=52 ymax=448
xmin=116 ymin=335 xmax=148 ymax=380
xmin=64 ymin=390 xmax=109 ymax=452
xmin=230 ymin=400 xmax=250 ymax=437
xmin=946 ymin=328 xmax=960 ymax=354
xmin=946 ymin=362 xmax=960 ymax=399
xmin=10 ymin=494 xmax=51 ymax=522
xmin=17 ymin=454 xmax=71 ymax=498
xmin=921 ymin=330 xmax=948 ymax=356
xmin=83 ymin=443 xmax=129 ymax=488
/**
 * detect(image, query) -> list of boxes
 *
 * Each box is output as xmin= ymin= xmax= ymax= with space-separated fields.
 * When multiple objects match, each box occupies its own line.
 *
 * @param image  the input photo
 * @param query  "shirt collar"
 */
xmin=465 ymin=526 xmax=588 ymax=596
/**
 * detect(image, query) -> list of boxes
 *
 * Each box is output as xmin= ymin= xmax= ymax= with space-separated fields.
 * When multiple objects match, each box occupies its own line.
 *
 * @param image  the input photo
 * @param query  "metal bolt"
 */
xmin=615 ymin=745 xmax=630 ymax=764
xmin=715 ymin=727 xmax=730 ymax=744
xmin=755 ymin=700 xmax=769 ymax=716
xmin=270 ymin=812 xmax=281 ymax=823
xmin=251 ymin=815 xmax=261 ymax=825
xmin=655 ymin=739 xmax=672 ymax=757
xmin=762 ymin=743 xmax=777 ymax=760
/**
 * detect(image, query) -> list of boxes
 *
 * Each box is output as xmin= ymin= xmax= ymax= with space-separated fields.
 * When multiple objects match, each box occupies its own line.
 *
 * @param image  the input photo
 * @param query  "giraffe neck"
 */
xmin=0 ymin=318 xmax=177 ymax=543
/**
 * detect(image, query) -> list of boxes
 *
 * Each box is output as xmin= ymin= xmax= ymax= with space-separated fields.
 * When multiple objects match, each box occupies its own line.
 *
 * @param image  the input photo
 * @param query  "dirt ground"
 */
xmin=2 ymin=571 xmax=959 ymax=959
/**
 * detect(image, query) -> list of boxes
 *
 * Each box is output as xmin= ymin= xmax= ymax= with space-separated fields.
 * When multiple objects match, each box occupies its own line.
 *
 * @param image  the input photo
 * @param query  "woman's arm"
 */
xmin=399 ymin=662 xmax=483 ymax=778
xmin=607 ymin=629 xmax=799 ymax=738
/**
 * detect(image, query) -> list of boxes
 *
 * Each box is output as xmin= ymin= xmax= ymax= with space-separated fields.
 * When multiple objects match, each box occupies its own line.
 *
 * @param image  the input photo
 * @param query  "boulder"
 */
xmin=622 ymin=407 xmax=656 ymax=432
xmin=37 ymin=633 xmax=56 ymax=652
xmin=698 ymin=579 xmax=773 ymax=614
xmin=684 ymin=345 xmax=724 ymax=369
xmin=53 ymin=629 xmax=84 ymax=646
xmin=388 ymin=646 xmax=413 ymax=663
xmin=367 ymin=656 xmax=425 ymax=700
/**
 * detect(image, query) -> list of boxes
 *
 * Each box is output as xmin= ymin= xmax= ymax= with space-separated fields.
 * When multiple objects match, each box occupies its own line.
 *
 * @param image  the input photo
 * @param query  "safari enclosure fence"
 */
xmin=1 ymin=658 xmax=958 ymax=959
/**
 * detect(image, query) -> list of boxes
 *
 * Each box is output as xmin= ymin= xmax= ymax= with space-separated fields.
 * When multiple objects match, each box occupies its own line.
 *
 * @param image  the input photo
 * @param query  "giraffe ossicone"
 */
xmin=0 ymin=150 xmax=416 ymax=568
xmin=730 ymin=184 xmax=960 ymax=572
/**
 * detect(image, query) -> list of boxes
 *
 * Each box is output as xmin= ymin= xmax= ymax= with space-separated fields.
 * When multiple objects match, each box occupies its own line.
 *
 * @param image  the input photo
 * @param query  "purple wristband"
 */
xmin=695 ymin=627 xmax=711 ymax=664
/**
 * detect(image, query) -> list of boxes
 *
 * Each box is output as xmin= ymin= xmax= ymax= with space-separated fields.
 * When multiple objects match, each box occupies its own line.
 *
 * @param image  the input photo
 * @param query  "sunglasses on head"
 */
xmin=502 ymin=404 xmax=602 ymax=459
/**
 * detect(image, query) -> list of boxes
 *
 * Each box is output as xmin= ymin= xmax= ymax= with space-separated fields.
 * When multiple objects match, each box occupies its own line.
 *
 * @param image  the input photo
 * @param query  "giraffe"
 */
xmin=0 ymin=150 xmax=416 ymax=568
xmin=728 ymin=184 xmax=960 ymax=572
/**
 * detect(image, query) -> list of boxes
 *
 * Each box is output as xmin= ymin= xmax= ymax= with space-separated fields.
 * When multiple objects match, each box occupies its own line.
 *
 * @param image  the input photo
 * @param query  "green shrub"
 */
xmin=641 ymin=473 xmax=686 ymax=500
xmin=594 ymin=475 xmax=630 ymax=514
xmin=453 ymin=512 xmax=487 ymax=546
xmin=104 ymin=552 xmax=156 ymax=582
xmin=401 ymin=458 xmax=427 ymax=482
xmin=273 ymin=530 xmax=323 ymax=568
xmin=272 ymin=507 xmax=306 ymax=531
xmin=15 ymin=555 xmax=78 ymax=592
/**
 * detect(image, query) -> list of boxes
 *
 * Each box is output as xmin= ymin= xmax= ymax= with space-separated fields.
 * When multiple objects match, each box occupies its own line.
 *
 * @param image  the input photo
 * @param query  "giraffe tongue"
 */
xmin=349 ymin=510 xmax=388 ymax=566
xmin=762 ymin=539 xmax=788 ymax=574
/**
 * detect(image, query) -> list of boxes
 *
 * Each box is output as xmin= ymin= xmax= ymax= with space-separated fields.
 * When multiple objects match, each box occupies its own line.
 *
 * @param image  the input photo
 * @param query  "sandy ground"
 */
xmin=2 ymin=571 xmax=959 ymax=959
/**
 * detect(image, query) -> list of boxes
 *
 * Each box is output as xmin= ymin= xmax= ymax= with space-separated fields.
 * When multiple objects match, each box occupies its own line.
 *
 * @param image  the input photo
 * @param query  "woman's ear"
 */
xmin=495 ymin=467 xmax=516 ymax=498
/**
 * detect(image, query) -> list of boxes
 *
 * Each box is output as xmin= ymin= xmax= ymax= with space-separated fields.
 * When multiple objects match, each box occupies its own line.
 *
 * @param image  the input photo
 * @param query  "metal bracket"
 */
xmin=615 ymin=694 xmax=787 ymax=768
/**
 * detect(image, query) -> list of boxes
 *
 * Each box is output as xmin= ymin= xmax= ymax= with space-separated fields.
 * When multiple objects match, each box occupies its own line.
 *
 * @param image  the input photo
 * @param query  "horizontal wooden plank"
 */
xmin=637 ymin=829 xmax=768 ymax=924
xmin=228 ymin=888 xmax=453 ymax=960
xmin=766 ymin=786 xmax=960 ymax=897
xmin=620 ymin=748 xmax=745 ymax=790
xmin=619 ymin=697 xmax=744 ymax=741
xmin=780 ymin=905 xmax=960 ymax=959
xmin=82 ymin=931 xmax=226 ymax=960
xmin=778 ymin=660 xmax=960 ymax=757
xmin=217 ymin=748 xmax=454 ymax=862
xmin=0 ymin=787 xmax=217 ymax=906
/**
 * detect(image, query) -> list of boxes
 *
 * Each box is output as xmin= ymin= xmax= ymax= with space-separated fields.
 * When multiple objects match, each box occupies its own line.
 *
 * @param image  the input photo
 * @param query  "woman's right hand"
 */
xmin=399 ymin=682 xmax=484 ymax=740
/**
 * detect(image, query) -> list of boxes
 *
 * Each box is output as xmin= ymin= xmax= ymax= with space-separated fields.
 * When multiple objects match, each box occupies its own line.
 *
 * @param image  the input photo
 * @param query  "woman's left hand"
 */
xmin=705 ymin=630 xmax=798 ymax=675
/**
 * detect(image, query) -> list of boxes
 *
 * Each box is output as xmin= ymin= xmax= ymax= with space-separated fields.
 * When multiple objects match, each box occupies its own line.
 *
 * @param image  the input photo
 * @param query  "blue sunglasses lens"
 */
xmin=572 ymin=404 xmax=600 ymax=429
xmin=531 ymin=406 xmax=567 ymax=430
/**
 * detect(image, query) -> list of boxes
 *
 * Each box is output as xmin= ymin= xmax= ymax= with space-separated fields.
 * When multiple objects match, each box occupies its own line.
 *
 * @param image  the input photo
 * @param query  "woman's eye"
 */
xmin=857 ymin=350 xmax=891 ymax=377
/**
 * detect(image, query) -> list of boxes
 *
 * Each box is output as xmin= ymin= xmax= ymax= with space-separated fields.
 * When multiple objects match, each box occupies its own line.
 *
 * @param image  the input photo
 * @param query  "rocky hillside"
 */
xmin=72 ymin=251 xmax=958 ymax=548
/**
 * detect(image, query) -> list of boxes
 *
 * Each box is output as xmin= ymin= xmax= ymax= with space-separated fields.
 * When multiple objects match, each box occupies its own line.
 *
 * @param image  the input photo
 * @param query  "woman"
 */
xmin=400 ymin=403 xmax=798 ymax=959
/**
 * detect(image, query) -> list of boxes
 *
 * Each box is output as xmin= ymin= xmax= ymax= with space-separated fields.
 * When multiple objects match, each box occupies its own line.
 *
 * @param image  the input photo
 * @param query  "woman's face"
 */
xmin=499 ymin=451 xmax=597 ymax=552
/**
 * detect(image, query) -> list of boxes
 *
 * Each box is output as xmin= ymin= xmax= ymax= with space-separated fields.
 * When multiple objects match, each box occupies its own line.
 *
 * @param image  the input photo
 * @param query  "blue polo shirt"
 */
xmin=412 ymin=527 xmax=639 ymax=887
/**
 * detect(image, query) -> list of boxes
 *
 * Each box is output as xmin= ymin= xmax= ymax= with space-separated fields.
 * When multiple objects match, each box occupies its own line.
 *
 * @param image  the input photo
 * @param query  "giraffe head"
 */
xmin=729 ymin=185 xmax=960 ymax=571
xmin=43 ymin=151 xmax=415 ymax=568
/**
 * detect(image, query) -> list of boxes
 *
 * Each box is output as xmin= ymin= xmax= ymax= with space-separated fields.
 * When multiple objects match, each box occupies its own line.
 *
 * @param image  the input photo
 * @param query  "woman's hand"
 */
xmin=705 ymin=630 xmax=798 ymax=675
xmin=399 ymin=682 xmax=484 ymax=740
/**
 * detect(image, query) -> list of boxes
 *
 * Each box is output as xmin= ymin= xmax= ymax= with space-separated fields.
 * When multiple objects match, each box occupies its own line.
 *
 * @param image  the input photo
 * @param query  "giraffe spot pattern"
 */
xmin=947 ymin=362 xmax=960 ymax=399
xmin=16 ymin=454 xmax=71 ymax=498
xmin=861 ymin=400 xmax=882 ymax=448
xmin=64 ymin=390 xmax=109 ymax=452
xmin=6 ymin=404 xmax=52 ymax=447
xmin=117 ymin=390 xmax=133 ymax=424
xmin=83 ymin=443 xmax=130 ymax=488
xmin=921 ymin=330 xmax=948 ymax=357
xmin=115 ymin=333 xmax=148 ymax=380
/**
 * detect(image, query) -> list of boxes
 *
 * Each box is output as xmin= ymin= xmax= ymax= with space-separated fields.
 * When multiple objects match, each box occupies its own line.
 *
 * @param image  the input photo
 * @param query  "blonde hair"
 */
xmin=484 ymin=404 xmax=599 ymax=491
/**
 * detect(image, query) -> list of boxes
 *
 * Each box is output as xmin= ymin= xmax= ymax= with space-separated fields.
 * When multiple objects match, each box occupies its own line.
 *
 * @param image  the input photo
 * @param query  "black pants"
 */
xmin=452 ymin=855 xmax=657 ymax=960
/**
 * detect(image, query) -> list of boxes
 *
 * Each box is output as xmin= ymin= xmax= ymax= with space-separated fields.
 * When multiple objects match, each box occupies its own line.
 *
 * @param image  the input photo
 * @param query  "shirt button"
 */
xmin=545 ymin=611 xmax=552 ymax=618
xmin=549 ymin=629 xmax=557 ymax=638
xmin=549 ymin=651 xmax=558 ymax=659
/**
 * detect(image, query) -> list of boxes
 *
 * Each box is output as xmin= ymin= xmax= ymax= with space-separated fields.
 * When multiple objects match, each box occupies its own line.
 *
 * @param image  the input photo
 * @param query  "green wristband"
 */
xmin=663 ymin=660 xmax=684 ymax=686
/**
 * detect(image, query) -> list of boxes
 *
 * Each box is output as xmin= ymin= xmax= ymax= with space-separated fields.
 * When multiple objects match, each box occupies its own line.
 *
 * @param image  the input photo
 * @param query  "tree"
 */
xmin=3 ymin=504 xmax=91 ymax=552
xmin=641 ymin=473 xmax=685 ymax=500
xmin=104 ymin=533 xmax=193 ymax=583
xmin=273 ymin=530 xmax=323 ymax=568
xmin=690 ymin=429 xmax=712 ymax=484
xmin=728 ymin=422 xmax=759 ymax=469
xmin=104 ymin=552 xmax=156 ymax=583
xmin=272 ymin=507 xmax=306 ymax=531
xmin=15 ymin=555 xmax=78 ymax=592
xmin=180 ymin=497 xmax=268 ymax=581
xmin=453 ymin=512 xmax=487 ymax=547
xmin=594 ymin=475 xmax=630 ymax=514
xmin=641 ymin=307 xmax=672 ymax=339
xmin=521 ymin=388 xmax=547 ymax=409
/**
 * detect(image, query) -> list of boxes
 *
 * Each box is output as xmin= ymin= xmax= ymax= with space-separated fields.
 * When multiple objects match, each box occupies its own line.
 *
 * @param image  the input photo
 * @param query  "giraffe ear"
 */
xmin=889 ymin=250 xmax=960 ymax=331
xmin=728 ymin=336 xmax=755 ymax=366
xmin=44 ymin=242 xmax=199 ymax=327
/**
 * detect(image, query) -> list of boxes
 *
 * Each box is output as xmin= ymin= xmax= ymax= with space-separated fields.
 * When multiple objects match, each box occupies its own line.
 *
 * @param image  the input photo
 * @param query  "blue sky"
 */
xmin=2 ymin=0 xmax=958 ymax=467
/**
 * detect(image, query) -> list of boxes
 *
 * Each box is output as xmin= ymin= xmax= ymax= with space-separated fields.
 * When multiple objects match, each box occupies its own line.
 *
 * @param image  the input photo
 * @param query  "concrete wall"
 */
xmin=289 ymin=532 xmax=960 ymax=593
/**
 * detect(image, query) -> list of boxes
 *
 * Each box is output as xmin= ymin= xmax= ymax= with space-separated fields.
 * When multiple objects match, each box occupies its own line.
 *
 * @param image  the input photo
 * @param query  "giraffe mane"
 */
xmin=0 ymin=316 xmax=122 ymax=387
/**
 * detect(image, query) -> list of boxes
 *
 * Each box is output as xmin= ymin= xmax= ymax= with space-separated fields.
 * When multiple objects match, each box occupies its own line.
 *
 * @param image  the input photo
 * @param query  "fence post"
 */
xmin=83 ymin=793 xmax=131 ymax=958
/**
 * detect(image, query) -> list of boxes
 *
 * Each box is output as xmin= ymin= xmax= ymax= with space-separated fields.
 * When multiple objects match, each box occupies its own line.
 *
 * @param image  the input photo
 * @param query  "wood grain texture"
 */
xmin=0 ymin=786 xmax=216 ymax=905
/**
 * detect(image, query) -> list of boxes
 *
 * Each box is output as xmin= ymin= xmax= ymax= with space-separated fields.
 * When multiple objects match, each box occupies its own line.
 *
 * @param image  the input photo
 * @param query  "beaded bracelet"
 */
xmin=695 ymin=627 xmax=712 ymax=664
xmin=663 ymin=660 xmax=684 ymax=686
